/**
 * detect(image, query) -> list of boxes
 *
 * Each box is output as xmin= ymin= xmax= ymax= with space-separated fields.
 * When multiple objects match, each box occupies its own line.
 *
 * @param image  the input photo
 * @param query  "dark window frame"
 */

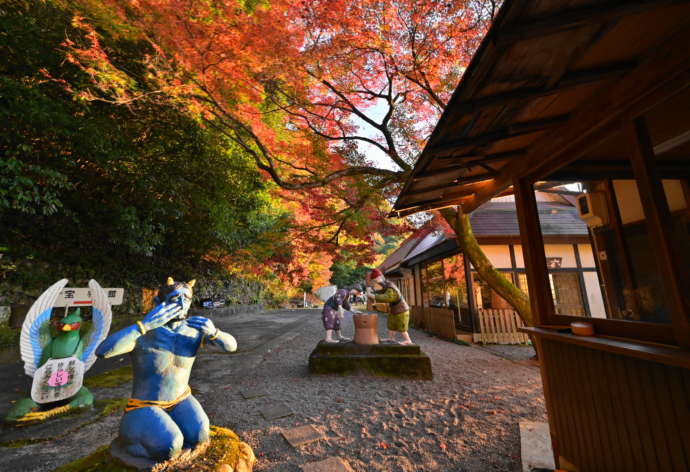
xmin=514 ymin=118 xmax=689 ymax=347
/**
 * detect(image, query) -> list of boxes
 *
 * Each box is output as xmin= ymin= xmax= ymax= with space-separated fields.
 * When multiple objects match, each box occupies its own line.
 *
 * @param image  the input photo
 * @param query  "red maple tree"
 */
xmin=63 ymin=0 xmax=533 ymax=321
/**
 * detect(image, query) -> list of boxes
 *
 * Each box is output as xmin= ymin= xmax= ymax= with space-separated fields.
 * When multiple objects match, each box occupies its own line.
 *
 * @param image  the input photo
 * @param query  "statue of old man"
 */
xmin=97 ymin=278 xmax=237 ymax=467
xmin=366 ymin=269 xmax=413 ymax=345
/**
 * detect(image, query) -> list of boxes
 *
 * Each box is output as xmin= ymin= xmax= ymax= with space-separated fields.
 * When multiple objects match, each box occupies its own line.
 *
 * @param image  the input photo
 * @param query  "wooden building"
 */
xmin=380 ymin=193 xmax=606 ymax=341
xmin=392 ymin=0 xmax=690 ymax=470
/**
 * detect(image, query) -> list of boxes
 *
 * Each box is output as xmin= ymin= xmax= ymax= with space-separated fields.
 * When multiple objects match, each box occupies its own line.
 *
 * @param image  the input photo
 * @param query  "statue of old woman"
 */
xmin=321 ymin=285 xmax=363 ymax=343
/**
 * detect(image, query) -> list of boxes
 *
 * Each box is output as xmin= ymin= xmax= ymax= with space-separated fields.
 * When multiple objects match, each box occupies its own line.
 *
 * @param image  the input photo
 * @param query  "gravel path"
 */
xmin=480 ymin=344 xmax=537 ymax=362
xmin=197 ymin=312 xmax=547 ymax=472
xmin=0 ymin=309 xmax=546 ymax=471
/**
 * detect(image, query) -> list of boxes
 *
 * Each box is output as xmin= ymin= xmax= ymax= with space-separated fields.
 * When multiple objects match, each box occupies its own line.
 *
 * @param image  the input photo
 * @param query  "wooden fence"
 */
xmin=409 ymin=306 xmax=456 ymax=341
xmin=477 ymin=308 xmax=529 ymax=344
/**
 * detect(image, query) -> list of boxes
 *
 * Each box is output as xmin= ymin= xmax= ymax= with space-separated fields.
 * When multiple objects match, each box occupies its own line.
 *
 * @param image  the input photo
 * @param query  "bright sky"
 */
xmin=349 ymin=97 xmax=439 ymax=172
xmin=349 ymin=100 xmax=400 ymax=170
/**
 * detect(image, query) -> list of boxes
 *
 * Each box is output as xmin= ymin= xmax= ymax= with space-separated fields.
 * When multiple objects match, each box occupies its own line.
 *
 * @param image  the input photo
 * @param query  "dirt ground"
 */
xmin=203 ymin=314 xmax=547 ymax=472
xmin=0 ymin=309 xmax=546 ymax=471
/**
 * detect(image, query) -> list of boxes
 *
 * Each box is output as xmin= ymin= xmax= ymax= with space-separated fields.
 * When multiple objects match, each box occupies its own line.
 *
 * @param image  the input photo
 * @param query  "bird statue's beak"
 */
xmin=62 ymin=325 xmax=72 ymax=331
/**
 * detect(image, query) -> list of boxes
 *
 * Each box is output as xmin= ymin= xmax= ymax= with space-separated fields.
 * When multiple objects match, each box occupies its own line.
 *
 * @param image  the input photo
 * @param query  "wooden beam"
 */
xmin=392 ymin=194 xmax=474 ymax=218
xmin=393 ymin=186 xmax=480 ymax=215
xmin=546 ymin=160 xmax=690 ymax=180
xmin=396 ymin=190 xmax=473 ymax=210
xmin=513 ymin=178 xmax=555 ymax=324
xmin=404 ymin=181 xmax=472 ymax=198
xmin=420 ymin=150 xmax=519 ymax=179
xmin=437 ymin=148 xmax=527 ymax=162
xmin=627 ymin=117 xmax=690 ymax=347
xmin=537 ymin=188 xmax=581 ymax=196
xmin=602 ymin=179 xmax=639 ymax=318
xmin=405 ymin=172 xmax=498 ymax=197
xmin=456 ymin=62 xmax=636 ymax=113
xmin=430 ymin=115 xmax=570 ymax=156
xmin=413 ymin=164 xmax=498 ymax=182
xmin=519 ymin=21 xmax=690 ymax=185
xmin=654 ymin=129 xmax=690 ymax=154
xmin=457 ymin=32 xmax=690 ymax=215
xmin=476 ymin=161 xmax=497 ymax=173
xmin=394 ymin=4 xmax=690 ymax=216
xmin=496 ymin=0 xmax=688 ymax=46
xmin=413 ymin=165 xmax=468 ymax=180
xmin=412 ymin=170 xmax=497 ymax=186
xmin=534 ymin=181 xmax=578 ymax=191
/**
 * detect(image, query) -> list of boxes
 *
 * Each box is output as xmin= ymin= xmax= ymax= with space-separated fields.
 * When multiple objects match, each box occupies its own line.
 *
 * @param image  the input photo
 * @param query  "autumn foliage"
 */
xmin=57 ymin=0 xmax=495 ymax=293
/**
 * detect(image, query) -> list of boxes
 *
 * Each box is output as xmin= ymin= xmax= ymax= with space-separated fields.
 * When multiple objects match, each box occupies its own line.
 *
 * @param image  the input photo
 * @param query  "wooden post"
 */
xmin=604 ymin=179 xmax=640 ymax=319
xmin=572 ymin=244 xmax=591 ymax=317
xmin=627 ymin=117 xmax=690 ymax=347
xmin=514 ymin=178 xmax=556 ymax=325
xmin=464 ymin=248 xmax=478 ymax=333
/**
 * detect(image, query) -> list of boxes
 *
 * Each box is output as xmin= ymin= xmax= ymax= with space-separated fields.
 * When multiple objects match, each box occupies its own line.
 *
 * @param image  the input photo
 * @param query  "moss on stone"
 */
xmin=0 ymin=398 xmax=126 ymax=448
xmin=53 ymin=445 xmax=135 ymax=472
xmin=52 ymin=426 xmax=255 ymax=472
xmin=84 ymin=365 xmax=132 ymax=389
xmin=1 ymin=436 xmax=51 ymax=448
xmin=309 ymin=341 xmax=432 ymax=379
xmin=194 ymin=426 xmax=241 ymax=471
xmin=96 ymin=398 xmax=128 ymax=417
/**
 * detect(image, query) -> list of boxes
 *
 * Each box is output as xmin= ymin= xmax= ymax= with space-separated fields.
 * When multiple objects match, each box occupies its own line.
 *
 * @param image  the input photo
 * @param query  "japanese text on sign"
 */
xmin=54 ymin=288 xmax=124 ymax=307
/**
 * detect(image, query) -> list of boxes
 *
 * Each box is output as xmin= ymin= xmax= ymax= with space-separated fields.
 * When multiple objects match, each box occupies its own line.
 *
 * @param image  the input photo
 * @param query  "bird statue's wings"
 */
xmin=20 ymin=279 xmax=68 ymax=377
xmin=81 ymin=279 xmax=113 ymax=371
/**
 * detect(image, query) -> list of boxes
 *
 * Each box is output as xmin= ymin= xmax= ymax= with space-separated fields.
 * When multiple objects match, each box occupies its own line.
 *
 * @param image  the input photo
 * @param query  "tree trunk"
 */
xmin=439 ymin=207 xmax=534 ymax=326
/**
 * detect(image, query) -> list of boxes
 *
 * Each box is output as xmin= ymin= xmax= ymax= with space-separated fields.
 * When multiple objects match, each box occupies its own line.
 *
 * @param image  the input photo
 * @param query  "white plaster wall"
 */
xmin=511 ymin=243 xmax=595 ymax=269
xmin=544 ymin=244 xmax=577 ymax=268
xmin=614 ymin=179 xmax=687 ymax=224
xmin=479 ymin=245 xmax=513 ymax=269
xmin=614 ymin=180 xmax=646 ymax=224
xmin=583 ymin=271 xmax=607 ymax=318
xmin=513 ymin=244 xmax=525 ymax=268
xmin=577 ymin=244 xmax=596 ymax=268
xmin=663 ymin=179 xmax=687 ymax=212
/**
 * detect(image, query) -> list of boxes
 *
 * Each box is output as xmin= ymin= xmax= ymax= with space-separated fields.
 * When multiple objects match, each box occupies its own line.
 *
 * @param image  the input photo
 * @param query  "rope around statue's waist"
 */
xmin=124 ymin=386 xmax=191 ymax=412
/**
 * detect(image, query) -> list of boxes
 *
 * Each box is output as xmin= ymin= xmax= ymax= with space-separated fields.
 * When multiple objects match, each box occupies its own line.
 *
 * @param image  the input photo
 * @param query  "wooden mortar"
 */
xmin=353 ymin=313 xmax=379 ymax=345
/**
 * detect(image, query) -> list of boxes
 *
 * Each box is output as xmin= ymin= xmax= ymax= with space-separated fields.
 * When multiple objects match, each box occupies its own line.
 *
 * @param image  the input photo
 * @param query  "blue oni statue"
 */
xmin=96 ymin=277 xmax=237 ymax=467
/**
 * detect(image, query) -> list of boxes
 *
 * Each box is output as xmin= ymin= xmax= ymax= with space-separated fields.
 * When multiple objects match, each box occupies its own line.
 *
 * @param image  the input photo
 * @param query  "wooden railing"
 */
xmin=477 ymin=308 xmax=530 ymax=344
xmin=410 ymin=306 xmax=456 ymax=341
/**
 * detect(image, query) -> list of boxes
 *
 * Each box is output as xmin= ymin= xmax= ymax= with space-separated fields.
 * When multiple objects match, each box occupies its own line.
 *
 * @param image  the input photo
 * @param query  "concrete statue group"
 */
xmin=322 ymin=268 xmax=413 ymax=345
xmin=8 ymin=267 xmax=412 ymax=467
xmin=8 ymin=276 xmax=238 ymax=469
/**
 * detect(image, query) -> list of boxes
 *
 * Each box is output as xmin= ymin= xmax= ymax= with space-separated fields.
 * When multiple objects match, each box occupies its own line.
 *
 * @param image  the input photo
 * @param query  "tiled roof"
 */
xmin=470 ymin=201 xmax=588 ymax=236
xmin=404 ymin=230 xmax=448 ymax=262
xmin=378 ymin=232 xmax=424 ymax=272
xmin=379 ymin=199 xmax=588 ymax=272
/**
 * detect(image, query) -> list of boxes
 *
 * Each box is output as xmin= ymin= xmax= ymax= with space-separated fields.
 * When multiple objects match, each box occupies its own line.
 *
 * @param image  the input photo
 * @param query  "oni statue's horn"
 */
xmin=187 ymin=279 xmax=196 ymax=288
xmin=166 ymin=277 xmax=174 ymax=286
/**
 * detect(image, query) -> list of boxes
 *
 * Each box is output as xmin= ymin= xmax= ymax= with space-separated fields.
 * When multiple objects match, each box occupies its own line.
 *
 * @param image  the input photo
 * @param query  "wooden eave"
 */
xmin=392 ymin=0 xmax=690 ymax=217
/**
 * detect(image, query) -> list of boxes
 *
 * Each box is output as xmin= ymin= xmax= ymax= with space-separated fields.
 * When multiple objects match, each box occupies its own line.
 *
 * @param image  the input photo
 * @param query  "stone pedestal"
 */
xmin=308 ymin=341 xmax=432 ymax=380
xmin=353 ymin=313 xmax=379 ymax=345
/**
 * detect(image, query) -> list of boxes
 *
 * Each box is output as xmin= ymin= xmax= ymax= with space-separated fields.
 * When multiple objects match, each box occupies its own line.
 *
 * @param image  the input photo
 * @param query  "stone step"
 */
xmin=309 ymin=346 xmax=432 ymax=380
xmin=313 ymin=340 xmax=420 ymax=356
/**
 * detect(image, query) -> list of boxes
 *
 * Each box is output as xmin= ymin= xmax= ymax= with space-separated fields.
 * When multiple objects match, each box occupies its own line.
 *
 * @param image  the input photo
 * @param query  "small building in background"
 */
xmin=380 ymin=191 xmax=604 ymax=342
